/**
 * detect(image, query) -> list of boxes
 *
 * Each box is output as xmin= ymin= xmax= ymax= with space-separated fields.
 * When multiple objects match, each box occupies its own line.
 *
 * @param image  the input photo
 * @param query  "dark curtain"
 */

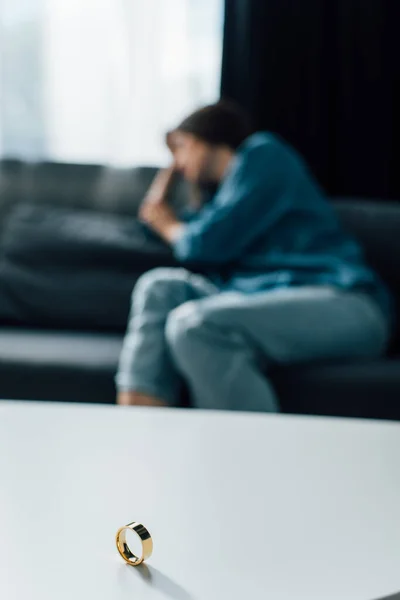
xmin=221 ymin=0 xmax=400 ymax=199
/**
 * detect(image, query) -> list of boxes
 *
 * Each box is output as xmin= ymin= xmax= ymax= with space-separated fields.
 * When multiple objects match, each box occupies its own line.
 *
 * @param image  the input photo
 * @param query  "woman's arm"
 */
xmin=143 ymin=130 xmax=180 ymax=203
xmin=139 ymin=163 xmax=186 ymax=243
xmin=172 ymin=142 xmax=290 ymax=264
xmin=143 ymin=164 xmax=176 ymax=204
xmin=139 ymin=199 xmax=185 ymax=244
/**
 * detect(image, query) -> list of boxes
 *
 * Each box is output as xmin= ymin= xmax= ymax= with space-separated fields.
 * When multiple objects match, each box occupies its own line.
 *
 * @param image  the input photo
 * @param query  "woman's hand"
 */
xmin=166 ymin=131 xmax=177 ymax=155
xmin=139 ymin=163 xmax=183 ymax=243
xmin=139 ymin=198 xmax=184 ymax=244
xmin=144 ymin=164 xmax=176 ymax=204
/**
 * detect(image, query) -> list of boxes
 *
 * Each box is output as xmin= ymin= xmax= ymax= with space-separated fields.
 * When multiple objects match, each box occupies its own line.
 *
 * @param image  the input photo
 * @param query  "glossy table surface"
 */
xmin=0 ymin=401 xmax=399 ymax=600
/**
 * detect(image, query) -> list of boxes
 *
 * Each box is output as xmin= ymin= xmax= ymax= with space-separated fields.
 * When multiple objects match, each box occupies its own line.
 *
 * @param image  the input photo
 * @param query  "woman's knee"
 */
xmin=132 ymin=267 xmax=190 ymax=308
xmin=165 ymin=301 xmax=204 ymax=361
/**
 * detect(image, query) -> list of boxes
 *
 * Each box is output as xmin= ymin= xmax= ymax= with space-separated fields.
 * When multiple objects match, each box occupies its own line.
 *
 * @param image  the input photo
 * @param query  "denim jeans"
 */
xmin=116 ymin=268 xmax=389 ymax=412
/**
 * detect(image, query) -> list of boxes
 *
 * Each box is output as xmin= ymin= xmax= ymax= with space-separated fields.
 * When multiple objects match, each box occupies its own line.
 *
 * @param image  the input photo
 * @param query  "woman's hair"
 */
xmin=174 ymin=100 xmax=254 ymax=150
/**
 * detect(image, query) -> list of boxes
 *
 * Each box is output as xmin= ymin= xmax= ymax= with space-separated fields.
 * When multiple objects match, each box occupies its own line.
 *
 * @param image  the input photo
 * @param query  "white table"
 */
xmin=0 ymin=401 xmax=399 ymax=600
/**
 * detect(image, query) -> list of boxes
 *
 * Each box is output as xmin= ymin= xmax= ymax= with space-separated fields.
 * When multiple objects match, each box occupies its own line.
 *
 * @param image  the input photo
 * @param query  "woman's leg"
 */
xmin=165 ymin=287 xmax=390 ymax=412
xmin=116 ymin=268 xmax=218 ymax=406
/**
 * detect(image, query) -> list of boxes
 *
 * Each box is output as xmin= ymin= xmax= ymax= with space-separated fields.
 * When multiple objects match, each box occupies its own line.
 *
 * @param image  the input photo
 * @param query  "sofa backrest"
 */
xmin=0 ymin=160 xmax=180 ymax=224
xmin=333 ymin=198 xmax=400 ymax=347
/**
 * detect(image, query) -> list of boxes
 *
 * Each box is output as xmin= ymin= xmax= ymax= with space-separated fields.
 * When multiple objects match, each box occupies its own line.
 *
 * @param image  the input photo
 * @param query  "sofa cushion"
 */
xmin=274 ymin=358 xmax=400 ymax=420
xmin=1 ymin=328 xmax=400 ymax=419
xmin=0 ymin=329 xmax=122 ymax=403
xmin=0 ymin=204 xmax=177 ymax=331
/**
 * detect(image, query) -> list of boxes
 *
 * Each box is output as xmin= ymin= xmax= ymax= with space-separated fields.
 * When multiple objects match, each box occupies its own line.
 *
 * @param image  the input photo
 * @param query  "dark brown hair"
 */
xmin=174 ymin=100 xmax=254 ymax=150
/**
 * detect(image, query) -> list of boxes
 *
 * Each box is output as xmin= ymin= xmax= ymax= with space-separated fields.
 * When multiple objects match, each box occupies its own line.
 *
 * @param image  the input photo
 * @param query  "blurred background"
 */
xmin=1 ymin=1 xmax=399 ymax=197
xmin=0 ymin=0 xmax=223 ymax=165
xmin=1 ymin=0 xmax=400 ymax=417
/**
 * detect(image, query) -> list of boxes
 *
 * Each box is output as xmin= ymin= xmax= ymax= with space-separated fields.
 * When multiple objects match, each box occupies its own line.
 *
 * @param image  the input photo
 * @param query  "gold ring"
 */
xmin=115 ymin=522 xmax=153 ymax=566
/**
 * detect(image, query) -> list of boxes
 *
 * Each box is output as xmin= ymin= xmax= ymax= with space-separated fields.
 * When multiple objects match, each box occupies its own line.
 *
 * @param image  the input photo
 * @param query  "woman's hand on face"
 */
xmin=166 ymin=131 xmax=177 ymax=155
xmin=142 ymin=163 xmax=177 ymax=205
xmin=137 ymin=132 xmax=184 ymax=243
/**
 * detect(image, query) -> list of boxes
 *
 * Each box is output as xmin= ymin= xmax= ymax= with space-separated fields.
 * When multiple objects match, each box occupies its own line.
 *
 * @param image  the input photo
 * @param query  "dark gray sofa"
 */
xmin=0 ymin=159 xmax=399 ymax=419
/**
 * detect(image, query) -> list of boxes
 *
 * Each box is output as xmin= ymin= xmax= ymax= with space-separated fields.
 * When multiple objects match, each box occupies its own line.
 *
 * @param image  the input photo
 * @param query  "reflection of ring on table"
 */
xmin=116 ymin=522 xmax=153 ymax=566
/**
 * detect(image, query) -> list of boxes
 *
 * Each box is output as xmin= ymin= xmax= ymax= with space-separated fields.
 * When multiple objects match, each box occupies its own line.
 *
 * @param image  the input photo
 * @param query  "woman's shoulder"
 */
xmin=239 ymin=131 xmax=286 ymax=152
xmin=234 ymin=131 xmax=300 ymax=179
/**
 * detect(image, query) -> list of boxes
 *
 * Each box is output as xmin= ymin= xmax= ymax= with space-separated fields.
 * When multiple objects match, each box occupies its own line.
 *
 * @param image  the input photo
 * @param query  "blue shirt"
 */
xmin=173 ymin=133 xmax=391 ymax=316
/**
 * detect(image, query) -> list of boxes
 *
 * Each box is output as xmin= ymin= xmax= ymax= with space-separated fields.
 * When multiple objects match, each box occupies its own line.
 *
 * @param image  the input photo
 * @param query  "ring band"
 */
xmin=115 ymin=522 xmax=153 ymax=566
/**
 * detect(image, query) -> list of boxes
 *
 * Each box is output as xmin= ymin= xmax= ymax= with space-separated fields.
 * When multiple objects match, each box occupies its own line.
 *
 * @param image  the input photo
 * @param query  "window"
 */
xmin=0 ymin=0 xmax=224 ymax=165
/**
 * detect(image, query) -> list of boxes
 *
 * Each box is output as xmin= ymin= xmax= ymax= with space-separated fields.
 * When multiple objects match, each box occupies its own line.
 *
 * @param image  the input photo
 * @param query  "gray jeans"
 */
xmin=116 ymin=267 xmax=389 ymax=412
